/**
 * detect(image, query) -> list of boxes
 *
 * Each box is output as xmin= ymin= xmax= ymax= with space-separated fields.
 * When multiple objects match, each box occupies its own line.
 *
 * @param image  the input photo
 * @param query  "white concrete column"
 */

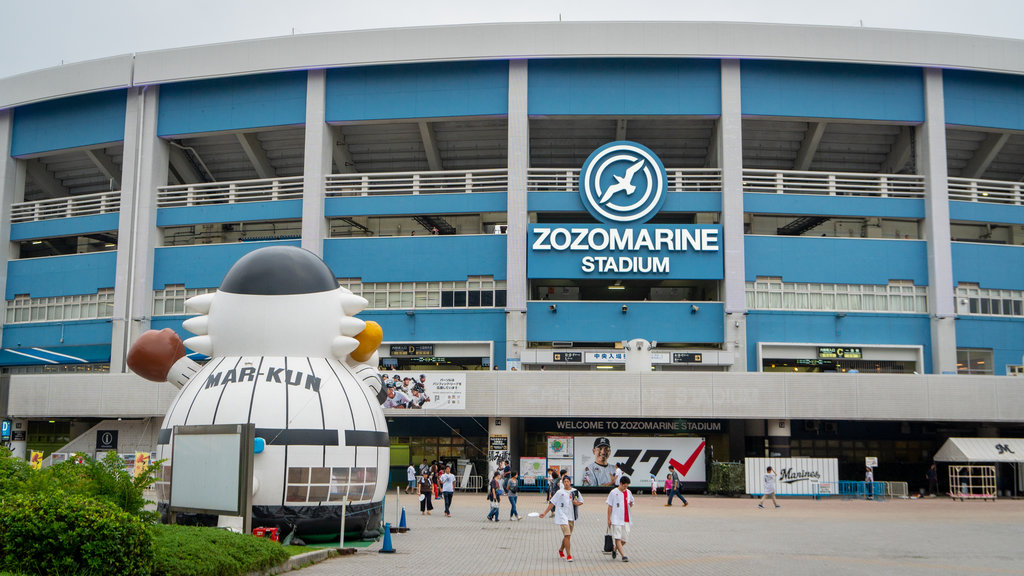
xmin=111 ymin=87 xmax=168 ymax=372
xmin=920 ymin=68 xmax=957 ymax=374
xmin=505 ymin=60 xmax=529 ymax=367
xmin=0 ymin=110 xmax=16 ymax=348
xmin=301 ymin=70 xmax=331 ymax=256
xmin=487 ymin=416 xmax=512 ymax=478
xmin=720 ymin=60 xmax=748 ymax=372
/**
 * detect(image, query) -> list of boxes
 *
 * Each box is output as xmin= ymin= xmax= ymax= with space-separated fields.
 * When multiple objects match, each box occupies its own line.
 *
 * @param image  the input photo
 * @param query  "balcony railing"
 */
xmin=157 ymin=176 xmax=304 ymax=208
xmin=326 ymin=169 xmax=508 ymax=196
xmin=743 ymin=169 xmax=925 ymax=198
xmin=948 ymin=177 xmax=1024 ymax=206
xmin=11 ymin=191 xmax=122 ymax=223
xmin=527 ymin=168 xmax=722 ymax=193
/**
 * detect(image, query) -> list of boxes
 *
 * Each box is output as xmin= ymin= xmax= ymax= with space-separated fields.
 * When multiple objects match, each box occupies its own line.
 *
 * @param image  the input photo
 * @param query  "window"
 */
xmin=1008 ymin=365 xmax=1023 ymax=377
xmin=339 ymin=277 xmax=505 ymax=309
xmin=5 ymin=289 xmax=115 ymax=324
xmin=955 ymin=284 xmax=1024 ymax=317
xmin=745 ymin=278 xmax=927 ymax=313
xmin=153 ymin=285 xmax=217 ymax=316
xmin=957 ymin=348 xmax=993 ymax=375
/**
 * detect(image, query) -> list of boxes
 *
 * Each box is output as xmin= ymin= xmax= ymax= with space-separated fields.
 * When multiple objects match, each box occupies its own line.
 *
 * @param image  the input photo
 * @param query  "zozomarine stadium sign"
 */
xmin=528 ymin=141 xmax=723 ymax=280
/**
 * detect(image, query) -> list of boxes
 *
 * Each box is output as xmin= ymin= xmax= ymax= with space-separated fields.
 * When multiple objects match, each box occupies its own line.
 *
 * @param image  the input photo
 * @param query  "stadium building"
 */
xmin=0 ymin=22 xmax=1022 ymax=491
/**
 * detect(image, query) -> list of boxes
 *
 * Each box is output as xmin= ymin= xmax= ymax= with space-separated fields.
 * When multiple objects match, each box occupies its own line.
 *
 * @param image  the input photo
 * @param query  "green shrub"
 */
xmin=151 ymin=524 xmax=289 ymax=576
xmin=0 ymin=450 xmax=30 ymax=497
xmin=0 ymin=491 xmax=154 ymax=576
xmin=708 ymin=461 xmax=747 ymax=495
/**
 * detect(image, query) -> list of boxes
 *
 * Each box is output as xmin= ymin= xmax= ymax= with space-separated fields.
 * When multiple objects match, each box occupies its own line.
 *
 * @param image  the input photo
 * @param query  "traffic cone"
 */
xmin=378 ymin=523 xmax=396 ymax=554
xmin=399 ymin=507 xmax=408 ymax=529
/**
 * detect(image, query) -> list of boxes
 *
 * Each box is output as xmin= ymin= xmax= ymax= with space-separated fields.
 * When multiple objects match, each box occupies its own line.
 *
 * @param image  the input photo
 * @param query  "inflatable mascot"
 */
xmin=127 ymin=245 xmax=388 ymax=539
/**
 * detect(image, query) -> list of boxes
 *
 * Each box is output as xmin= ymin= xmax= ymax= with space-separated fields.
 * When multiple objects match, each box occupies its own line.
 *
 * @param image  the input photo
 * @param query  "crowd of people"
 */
xmin=380 ymin=373 xmax=431 ymax=409
xmin=406 ymin=459 xmax=456 ymax=516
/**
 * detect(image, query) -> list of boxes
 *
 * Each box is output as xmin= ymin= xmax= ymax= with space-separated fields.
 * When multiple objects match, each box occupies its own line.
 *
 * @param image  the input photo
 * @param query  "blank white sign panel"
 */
xmin=170 ymin=433 xmax=242 ymax=513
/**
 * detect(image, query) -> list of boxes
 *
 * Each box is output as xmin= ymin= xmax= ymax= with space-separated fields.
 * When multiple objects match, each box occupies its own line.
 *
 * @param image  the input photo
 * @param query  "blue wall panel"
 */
xmin=527 ymin=301 xmax=723 ymax=343
xmin=741 ymin=61 xmax=924 ymax=121
xmin=156 ymin=200 xmax=302 ymax=227
xmin=2 ymin=320 xmax=111 ymax=349
xmin=944 ymin=69 xmax=1024 ymax=131
xmin=528 ymin=58 xmax=720 ymax=116
xmin=153 ymin=240 xmax=301 ymax=289
xmin=949 ymin=201 xmax=1024 ymax=226
xmin=10 ymin=213 xmax=120 ymax=241
xmin=744 ymin=236 xmax=928 ymax=285
xmin=956 ymin=317 xmax=1024 ymax=376
xmin=744 ymin=194 xmax=924 ymax=219
xmin=746 ymin=311 xmax=932 ymax=373
xmin=951 ymin=243 xmax=1024 ymax=290
xmin=12 ymin=90 xmax=126 ymax=156
xmin=6 ymin=252 xmax=117 ymax=298
xmin=326 ymin=61 xmax=508 ymax=121
xmin=158 ymin=71 xmax=307 ymax=136
xmin=325 ymin=193 xmax=507 ymax=217
xmin=528 ymin=192 xmax=721 ymax=213
xmin=323 ymin=235 xmax=506 ymax=282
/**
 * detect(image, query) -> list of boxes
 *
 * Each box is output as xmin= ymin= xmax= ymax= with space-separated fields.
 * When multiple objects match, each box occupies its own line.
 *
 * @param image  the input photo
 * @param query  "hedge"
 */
xmin=151 ymin=524 xmax=289 ymax=576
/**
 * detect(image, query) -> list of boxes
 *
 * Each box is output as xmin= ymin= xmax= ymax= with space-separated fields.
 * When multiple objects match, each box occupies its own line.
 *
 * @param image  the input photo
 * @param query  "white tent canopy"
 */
xmin=934 ymin=438 xmax=1024 ymax=463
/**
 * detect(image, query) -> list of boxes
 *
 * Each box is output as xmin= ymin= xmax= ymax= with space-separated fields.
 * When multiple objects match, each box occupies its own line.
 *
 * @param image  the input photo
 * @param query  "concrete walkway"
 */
xmin=296 ymin=491 xmax=1024 ymax=575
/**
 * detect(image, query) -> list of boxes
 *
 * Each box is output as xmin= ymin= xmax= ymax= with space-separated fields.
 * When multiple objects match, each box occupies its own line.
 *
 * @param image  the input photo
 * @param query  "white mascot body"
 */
xmin=128 ymin=246 xmax=388 ymax=539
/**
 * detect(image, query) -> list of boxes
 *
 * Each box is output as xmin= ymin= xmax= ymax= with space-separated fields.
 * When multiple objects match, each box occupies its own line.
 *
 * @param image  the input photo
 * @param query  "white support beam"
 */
xmin=881 ymin=126 xmax=913 ymax=174
xmin=168 ymin=145 xmax=202 ymax=184
xmin=84 ymin=148 xmax=121 ymax=189
xmin=25 ymin=160 xmax=67 ymax=197
xmin=418 ymin=120 xmax=443 ymax=171
xmin=330 ymin=126 xmax=357 ymax=173
xmin=301 ymin=70 xmax=331 ymax=256
xmin=235 ymin=132 xmax=276 ymax=179
xmin=962 ymin=132 xmax=1010 ymax=179
xmin=794 ymin=121 xmax=827 ymax=171
xmin=615 ymin=119 xmax=628 ymax=141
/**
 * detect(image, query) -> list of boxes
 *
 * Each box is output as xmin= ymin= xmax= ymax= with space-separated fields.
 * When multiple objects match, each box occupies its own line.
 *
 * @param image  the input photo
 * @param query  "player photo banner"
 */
xmin=573 ymin=436 xmax=706 ymax=487
xmin=379 ymin=372 xmax=466 ymax=410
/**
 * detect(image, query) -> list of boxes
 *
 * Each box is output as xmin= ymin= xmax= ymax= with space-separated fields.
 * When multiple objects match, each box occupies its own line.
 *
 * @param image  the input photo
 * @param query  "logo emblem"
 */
xmin=580 ymin=141 xmax=667 ymax=224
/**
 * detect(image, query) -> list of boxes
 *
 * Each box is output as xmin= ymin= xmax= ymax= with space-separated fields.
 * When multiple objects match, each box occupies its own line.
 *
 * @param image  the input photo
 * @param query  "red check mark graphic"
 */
xmin=669 ymin=440 xmax=706 ymax=477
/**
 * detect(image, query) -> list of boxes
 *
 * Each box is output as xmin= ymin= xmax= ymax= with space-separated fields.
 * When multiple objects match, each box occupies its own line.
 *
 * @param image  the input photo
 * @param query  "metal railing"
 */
xmin=157 ymin=176 xmax=304 ymax=208
xmin=11 ymin=191 xmax=121 ymax=223
xmin=743 ymin=169 xmax=925 ymax=198
xmin=528 ymin=167 xmax=722 ymax=193
xmin=326 ymin=169 xmax=508 ymax=196
xmin=948 ymin=177 xmax=1024 ymax=205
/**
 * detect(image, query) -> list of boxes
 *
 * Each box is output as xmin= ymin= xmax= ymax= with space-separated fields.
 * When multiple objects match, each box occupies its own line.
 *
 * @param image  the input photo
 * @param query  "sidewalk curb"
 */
xmin=248 ymin=547 xmax=356 ymax=575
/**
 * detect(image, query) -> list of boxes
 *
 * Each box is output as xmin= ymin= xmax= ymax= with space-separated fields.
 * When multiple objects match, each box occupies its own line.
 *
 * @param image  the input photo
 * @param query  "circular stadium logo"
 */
xmin=579 ymin=141 xmax=667 ymax=225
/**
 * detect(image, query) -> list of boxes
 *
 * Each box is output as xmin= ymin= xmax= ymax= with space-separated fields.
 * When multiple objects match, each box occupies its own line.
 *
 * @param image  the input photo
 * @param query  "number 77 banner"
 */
xmin=572 ymin=436 xmax=706 ymax=487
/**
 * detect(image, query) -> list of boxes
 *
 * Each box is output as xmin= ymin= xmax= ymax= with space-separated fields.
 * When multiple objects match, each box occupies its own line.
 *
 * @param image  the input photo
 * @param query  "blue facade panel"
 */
xmin=12 ymin=90 xmax=127 ymax=156
xmin=528 ymin=192 xmax=721 ymax=214
xmin=526 ymin=301 xmax=724 ymax=343
xmin=153 ymin=240 xmax=301 ymax=289
xmin=744 ymin=194 xmax=924 ymax=219
xmin=528 ymin=58 xmax=721 ymax=116
xmin=157 ymin=71 xmax=307 ymax=136
xmin=5 ymin=252 xmax=117 ymax=299
xmin=2 ymin=320 xmax=111 ymax=349
xmin=951 ymin=243 xmax=1024 ymax=290
xmin=744 ymin=236 xmax=928 ymax=285
xmin=956 ymin=317 xmax=1024 ymax=376
xmin=326 ymin=61 xmax=508 ymax=121
xmin=944 ymin=69 xmax=1024 ymax=131
xmin=740 ymin=60 xmax=924 ymax=122
xmin=747 ymin=311 xmax=932 ymax=373
xmin=156 ymin=200 xmax=303 ymax=227
xmin=325 ymin=193 xmax=507 ymax=218
xmin=323 ymin=235 xmax=506 ymax=282
xmin=10 ymin=213 xmax=120 ymax=241
xmin=949 ymin=201 xmax=1024 ymax=226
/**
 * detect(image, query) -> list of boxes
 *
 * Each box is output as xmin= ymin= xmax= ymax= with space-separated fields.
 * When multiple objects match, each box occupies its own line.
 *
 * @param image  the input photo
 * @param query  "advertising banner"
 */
xmin=745 ymin=457 xmax=839 ymax=496
xmin=519 ymin=457 xmax=547 ymax=483
xmin=573 ymin=436 xmax=706 ymax=487
xmin=547 ymin=436 xmax=573 ymax=459
xmin=378 ymin=372 xmax=466 ymax=410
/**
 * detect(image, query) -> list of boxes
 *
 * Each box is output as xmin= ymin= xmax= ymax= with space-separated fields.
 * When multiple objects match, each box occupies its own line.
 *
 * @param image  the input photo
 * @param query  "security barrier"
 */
xmin=885 ymin=481 xmax=909 ymax=499
xmin=838 ymin=481 xmax=886 ymax=501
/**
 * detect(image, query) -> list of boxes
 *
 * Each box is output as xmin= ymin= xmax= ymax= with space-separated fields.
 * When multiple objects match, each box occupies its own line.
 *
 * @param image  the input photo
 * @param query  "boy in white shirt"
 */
xmin=606 ymin=475 xmax=635 ymax=562
xmin=539 ymin=475 xmax=584 ymax=562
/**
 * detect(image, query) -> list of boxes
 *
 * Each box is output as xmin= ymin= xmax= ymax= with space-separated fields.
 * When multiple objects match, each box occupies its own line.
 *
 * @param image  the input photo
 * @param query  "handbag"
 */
xmin=603 ymin=528 xmax=614 ymax=553
xmin=489 ymin=501 xmax=500 ymax=509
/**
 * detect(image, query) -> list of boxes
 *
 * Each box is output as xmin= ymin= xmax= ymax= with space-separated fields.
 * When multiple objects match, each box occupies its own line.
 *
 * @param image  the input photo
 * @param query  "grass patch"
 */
xmin=151 ymin=524 xmax=289 ymax=576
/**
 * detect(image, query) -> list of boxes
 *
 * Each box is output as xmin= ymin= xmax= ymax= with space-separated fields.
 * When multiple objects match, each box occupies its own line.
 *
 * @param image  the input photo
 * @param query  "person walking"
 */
xmin=507 ymin=470 xmax=521 ymax=521
xmin=649 ymin=472 xmax=658 ymax=496
xmin=546 ymin=469 xmax=561 ymax=503
xmin=758 ymin=466 xmax=780 ymax=509
xmin=440 ymin=465 xmax=456 ymax=517
xmin=540 ymin=475 xmax=584 ymax=562
xmin=926 ymin=463 xmax=938 ymax=497
xmin=865 ymin=466 xmax=875 ymax=500
xmin=419 ymin=470 xmax=434 ymax=515
xmin=606 ymin=475 xmax=635 ymax=562
xmin=406 ymin=463 xmax=417 ymax=495
xmin=486 ymin=471 xmax=502 ymax=522
xmin=613 ymin=463 xmax=624 ymax=486
xmin=666 ymin=468 xmax=688 ymax=507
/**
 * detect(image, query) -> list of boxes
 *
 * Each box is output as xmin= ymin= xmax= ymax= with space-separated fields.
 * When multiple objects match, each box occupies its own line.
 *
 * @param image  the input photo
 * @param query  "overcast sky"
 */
xmin=2 ymin=0 xmax=1022 ymax=79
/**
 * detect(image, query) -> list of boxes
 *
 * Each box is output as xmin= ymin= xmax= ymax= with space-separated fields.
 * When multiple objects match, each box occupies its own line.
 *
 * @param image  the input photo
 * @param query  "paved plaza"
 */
xmin=298 ymin=491 xmax=1024 ymax=575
